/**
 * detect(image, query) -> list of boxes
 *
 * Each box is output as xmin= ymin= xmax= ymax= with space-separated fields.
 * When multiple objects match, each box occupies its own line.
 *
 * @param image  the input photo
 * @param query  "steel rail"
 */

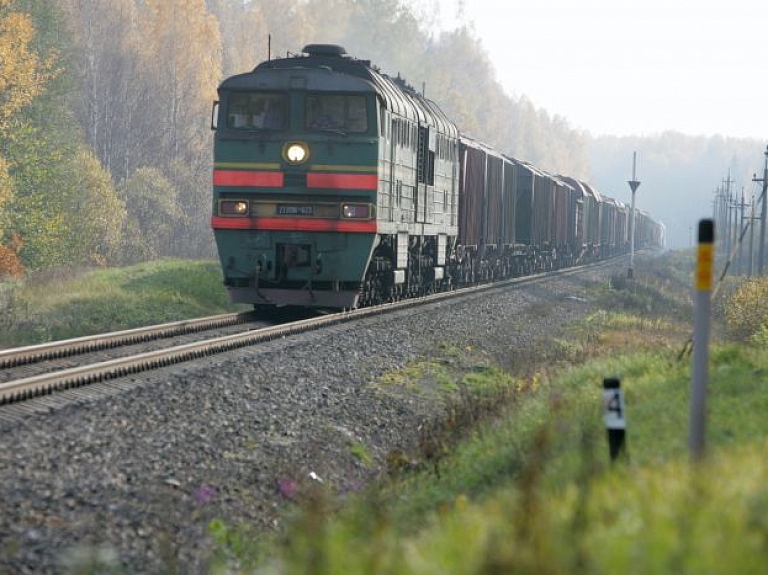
xmin=0 ymin=311 xmax=251 ymax=369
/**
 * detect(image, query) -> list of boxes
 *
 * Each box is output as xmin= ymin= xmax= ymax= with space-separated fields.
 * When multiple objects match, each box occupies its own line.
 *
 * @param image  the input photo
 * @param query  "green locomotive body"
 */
xmin=211 ymin=44 xmax=460 ymax=310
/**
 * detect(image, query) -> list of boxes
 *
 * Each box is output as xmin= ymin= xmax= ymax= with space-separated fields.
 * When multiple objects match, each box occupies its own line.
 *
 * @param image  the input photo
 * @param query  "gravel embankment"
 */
xmin=0 ymin=261 xmax=623 ymax=574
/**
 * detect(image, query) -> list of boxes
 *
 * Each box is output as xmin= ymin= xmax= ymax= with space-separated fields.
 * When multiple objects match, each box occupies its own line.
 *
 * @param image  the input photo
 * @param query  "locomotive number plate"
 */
xmin=277 ymin=205 xmax=314 ymax=216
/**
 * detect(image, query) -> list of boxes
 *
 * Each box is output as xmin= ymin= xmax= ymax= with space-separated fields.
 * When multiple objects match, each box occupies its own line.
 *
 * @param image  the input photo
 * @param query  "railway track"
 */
xmin=0 ymin=259 xmax=617 ymax=419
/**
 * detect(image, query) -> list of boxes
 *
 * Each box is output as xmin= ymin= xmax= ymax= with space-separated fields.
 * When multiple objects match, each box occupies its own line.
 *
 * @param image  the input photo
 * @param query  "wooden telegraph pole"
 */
xmin=752 ymin=146 xmax=768 ymax=275
xmin=627 ymin=152 xmax=641 ymax=279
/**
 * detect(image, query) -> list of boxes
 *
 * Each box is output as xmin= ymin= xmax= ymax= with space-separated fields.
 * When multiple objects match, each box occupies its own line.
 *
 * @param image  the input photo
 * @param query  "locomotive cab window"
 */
xmin=227 ymin=92 xmax=287 ymax=130
xmin=306 ymin=93 xmax=368 ymax=133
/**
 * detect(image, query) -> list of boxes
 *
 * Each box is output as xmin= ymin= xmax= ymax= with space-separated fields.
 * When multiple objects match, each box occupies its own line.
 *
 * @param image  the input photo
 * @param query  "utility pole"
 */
xmin=725 ymin=185 xmax=731 ymax=261
xmin=761 ymin=147 xmax=768 ymax=275
xmin=749 ymin=194 xmax=756 ymax=276
xmin=712 ymin=186 xmax=725 ymax=252
xmin=627 ymin=152 xmax=641 ymax=279
xmin=738 ymin=188 xmax=747 ymax=275
xmin=722 ymin=172 xmax=734 ymax=263
xmin=751 ymin=146 xmax=768 ymax=275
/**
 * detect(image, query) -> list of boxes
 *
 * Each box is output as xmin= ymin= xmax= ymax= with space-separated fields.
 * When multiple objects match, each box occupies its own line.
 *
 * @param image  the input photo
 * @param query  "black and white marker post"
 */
xmin=603 ymin=377 xmax=627 ymax=462
xmin=689 ymin=219 xmax=714 ymax=461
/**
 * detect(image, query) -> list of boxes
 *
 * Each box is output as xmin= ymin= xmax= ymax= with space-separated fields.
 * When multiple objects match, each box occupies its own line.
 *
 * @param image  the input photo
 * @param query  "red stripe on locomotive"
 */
xmin=307 ymin=172 xmax=377 ymax=190
xmin=211 ymin=216 xmax=376 ymax=233
xmin=213 ymin=170 xmax=284 ymax=187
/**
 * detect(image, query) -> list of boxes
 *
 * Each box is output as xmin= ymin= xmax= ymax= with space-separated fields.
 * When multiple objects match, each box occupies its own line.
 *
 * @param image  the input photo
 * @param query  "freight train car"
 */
xmin=210 ymin=45 xmax=664 ymax=311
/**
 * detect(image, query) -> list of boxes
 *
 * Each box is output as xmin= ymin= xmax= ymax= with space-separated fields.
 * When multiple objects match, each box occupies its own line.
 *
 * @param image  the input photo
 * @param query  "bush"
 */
xmin=722 ymin=277 xmax=768 ymax=340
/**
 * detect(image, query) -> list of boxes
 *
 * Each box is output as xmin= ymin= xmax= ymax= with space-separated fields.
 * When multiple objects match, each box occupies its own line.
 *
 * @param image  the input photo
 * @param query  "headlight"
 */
xmin=341 ymin=203 xmax=371 ymax=219
xmin=220 ymin=200 xmax=249 ymax=215
xmin=283 ymin=141 xmax=309 ymax=165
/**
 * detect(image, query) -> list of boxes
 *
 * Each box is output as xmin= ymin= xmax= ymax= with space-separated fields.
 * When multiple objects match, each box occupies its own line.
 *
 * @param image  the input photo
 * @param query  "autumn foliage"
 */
xmin=0 ymin=233 xmax=24 ymax=278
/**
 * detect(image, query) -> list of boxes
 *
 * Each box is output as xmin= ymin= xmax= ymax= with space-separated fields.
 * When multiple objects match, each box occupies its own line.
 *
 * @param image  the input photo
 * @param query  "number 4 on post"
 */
xmin=603 ymin=377 xmax=627 ymax=462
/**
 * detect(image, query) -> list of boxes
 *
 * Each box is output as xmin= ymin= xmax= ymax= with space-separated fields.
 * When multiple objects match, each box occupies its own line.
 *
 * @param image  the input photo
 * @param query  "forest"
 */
xmin=0 ymin=0 xmax=762 ymax=277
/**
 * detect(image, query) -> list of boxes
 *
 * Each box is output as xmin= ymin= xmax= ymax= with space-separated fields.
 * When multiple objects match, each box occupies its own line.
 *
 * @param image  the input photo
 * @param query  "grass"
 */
xmin=212 ymin=250 xmax=768 ymax=574
xmin=0 ymin=259 xmax=248 ymax=347
xmin=198 ymin=330 xmax=764 ymax=574
xmin=260 ymin=341 xmax=768 ymax=574
xmin=349 ymin=442 xmax=374 ymax=466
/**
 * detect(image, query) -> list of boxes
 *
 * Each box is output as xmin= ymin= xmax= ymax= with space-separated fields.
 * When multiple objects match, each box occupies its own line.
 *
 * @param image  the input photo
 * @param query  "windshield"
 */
xmin=227 ymin=92 xmax=287 ymax=130
xmin=306 ymin=93 xmax=368 ymax=133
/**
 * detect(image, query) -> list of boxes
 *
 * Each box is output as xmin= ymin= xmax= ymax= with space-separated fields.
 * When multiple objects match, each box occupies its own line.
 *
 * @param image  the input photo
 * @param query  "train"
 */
xmin=210 ymin=44 xmax=665 ymax=311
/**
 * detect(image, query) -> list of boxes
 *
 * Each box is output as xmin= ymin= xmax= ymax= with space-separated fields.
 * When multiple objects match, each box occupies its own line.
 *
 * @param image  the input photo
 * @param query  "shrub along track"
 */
xmin=0 ymin=257 xmax=632 ymax=574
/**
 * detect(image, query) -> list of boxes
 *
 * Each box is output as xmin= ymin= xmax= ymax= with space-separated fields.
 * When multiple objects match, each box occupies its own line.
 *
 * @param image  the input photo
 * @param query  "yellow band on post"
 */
xmin=696 ymin=244 xmax=713 ymax=291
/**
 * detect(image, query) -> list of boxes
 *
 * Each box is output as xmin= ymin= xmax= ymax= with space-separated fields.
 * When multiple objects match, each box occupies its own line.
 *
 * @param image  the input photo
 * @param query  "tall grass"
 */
xmin=0 ymin=259 xmax=247 ymax=347
xmin=250 ymin=343 xmax=768 ymax=575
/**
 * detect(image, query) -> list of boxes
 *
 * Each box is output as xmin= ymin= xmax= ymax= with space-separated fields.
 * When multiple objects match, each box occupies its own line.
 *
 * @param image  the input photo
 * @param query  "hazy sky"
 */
xmin=435 ymin=0 xmax=768 ymax=140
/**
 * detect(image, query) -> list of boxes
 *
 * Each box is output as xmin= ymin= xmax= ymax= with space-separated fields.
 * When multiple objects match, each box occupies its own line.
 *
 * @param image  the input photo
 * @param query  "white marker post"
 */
xmin=603 ymin=377 xmax=627 ymax=462
xmin=689 ymin=219 xmax=714 ymax=461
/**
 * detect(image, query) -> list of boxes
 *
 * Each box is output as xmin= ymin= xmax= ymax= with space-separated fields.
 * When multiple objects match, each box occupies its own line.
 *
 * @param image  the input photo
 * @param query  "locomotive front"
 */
xmin=211 ymin=45 xmax=380 ymax=309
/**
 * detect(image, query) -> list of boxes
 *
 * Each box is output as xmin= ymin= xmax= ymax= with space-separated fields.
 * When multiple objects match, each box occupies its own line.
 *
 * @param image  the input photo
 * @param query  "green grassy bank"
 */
xmin=0 ymin=259 xmax=246 ymax=348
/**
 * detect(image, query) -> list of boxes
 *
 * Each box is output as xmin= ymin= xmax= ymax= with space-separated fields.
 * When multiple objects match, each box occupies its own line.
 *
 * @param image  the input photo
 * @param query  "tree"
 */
xmin=1 ymin=1 xmax=126 ymax=271
xmin=0 ymin=0 xmax=53 ymax=131
xmin=0 ymin=147 xmax=11 ymax=228
xmin=341 ymin=0 xmax=428 ymax=76
xmin=166 ymin=158 xmax=216 ymax=259
xmin=208 ymin=0 xmax=271 ymax=76
xmin=68 ymin=150 xmax=126 ymax=265
xmin=420 ymin=27 xmax=498 ymax=139
xmin=6 ymin=118 xmax=125 ymax=270
xmin=137 ymin=0 xmax=221 ymax=166
xmin=0 ymin=232 xmax=23 ymax=278
xmin=118 ymin=167 xmax=183 ymax=263
xmin=60 ymin=0 xmax=222 ymax=263
xmin=61 ymin=0 xmax=143 ymax=181
xmin=0 ymin=0 xmax=57 ymax=273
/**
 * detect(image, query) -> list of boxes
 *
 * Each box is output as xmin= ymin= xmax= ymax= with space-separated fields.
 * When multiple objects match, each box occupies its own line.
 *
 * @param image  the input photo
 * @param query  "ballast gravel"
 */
xmin=0 ymin=262 xmax=623 ymax=574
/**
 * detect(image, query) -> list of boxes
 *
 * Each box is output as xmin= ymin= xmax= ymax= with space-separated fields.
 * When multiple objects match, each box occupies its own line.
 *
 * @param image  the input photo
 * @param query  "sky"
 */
xmin=433 ymin=0 xmax=768 ymax=140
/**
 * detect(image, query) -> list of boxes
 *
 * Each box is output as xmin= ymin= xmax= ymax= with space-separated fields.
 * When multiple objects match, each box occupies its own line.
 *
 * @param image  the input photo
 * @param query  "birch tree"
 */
xmin=61 ymin=0 xmax=142 ymax=181
xmin=138 ymin=0 xmax=221 ymax=166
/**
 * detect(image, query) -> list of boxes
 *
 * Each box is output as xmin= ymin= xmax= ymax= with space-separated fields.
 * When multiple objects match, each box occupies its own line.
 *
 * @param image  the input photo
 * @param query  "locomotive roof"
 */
xmin=221 ymin=44 xmax=457 ymax=138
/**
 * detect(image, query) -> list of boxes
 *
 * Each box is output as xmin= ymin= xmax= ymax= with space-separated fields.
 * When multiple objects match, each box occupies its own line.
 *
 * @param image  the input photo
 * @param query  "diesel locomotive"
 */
xmin=210 ymin=44 xmax=664 ymax=311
